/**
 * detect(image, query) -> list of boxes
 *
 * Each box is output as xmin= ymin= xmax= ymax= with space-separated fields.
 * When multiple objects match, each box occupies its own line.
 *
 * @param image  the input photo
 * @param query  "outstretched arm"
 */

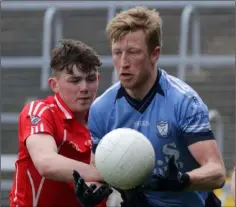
xmin=26 ymin=133 xmax=103 ymax=182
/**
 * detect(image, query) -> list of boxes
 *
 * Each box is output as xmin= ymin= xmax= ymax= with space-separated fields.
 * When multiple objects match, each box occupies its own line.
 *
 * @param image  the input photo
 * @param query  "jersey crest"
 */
xmin=157 ymin=121 xmax=169 ymax=137
xmin=29 ymin=115 xmax=41 ymax=125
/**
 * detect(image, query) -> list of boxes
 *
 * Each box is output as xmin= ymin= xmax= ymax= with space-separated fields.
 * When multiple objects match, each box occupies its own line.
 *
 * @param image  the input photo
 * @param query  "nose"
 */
xmin=80 ymin=80 xmax=89 ymax=92
xmin=120 ymin=52 xmax=130 ymax=69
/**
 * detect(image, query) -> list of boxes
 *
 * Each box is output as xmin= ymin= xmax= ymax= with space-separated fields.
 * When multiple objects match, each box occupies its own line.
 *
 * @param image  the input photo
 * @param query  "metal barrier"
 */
xmin=41 ymin=7 xmax=63 ymax=89
xmin=2 ymin=1 xmax=234 ymax=89
xmin=178 ymin=5 xmax=199 ymax=80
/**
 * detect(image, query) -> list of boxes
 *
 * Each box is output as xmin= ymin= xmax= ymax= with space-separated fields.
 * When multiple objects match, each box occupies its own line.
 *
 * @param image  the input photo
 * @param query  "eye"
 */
xmin=87 ymin=76 xmax=97 ymax=82
xmin=71 ymin=79 xmax=80 ymax=83
xmin=113 ymin=50 xmax=121 ymax=56
xmin=69 ymin=78 xmax=81 ymax=84
xmin=129 ymin=50 xmax=139 ymax=54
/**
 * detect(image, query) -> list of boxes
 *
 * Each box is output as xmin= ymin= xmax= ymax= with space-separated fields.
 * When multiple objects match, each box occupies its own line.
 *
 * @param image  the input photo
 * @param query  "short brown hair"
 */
xmin=50 ymin=39 xmax=102 ymax=75
xmin=106 ymin=6 xmax=162 ymax=52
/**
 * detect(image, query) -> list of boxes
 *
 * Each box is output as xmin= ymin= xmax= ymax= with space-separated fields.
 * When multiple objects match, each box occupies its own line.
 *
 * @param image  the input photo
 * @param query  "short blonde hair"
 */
xmin=106 ymin=6 xmax=162 ymax=52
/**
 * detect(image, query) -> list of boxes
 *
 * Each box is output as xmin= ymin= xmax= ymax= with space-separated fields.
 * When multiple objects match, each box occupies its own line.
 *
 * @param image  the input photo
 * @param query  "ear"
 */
xmin=97 ymin=73 xmax=101 ymax=81
xmin=48 ymin=77 xmax=59 ymax=93
xmin=151 ymin=46 xmax=160 ymax=64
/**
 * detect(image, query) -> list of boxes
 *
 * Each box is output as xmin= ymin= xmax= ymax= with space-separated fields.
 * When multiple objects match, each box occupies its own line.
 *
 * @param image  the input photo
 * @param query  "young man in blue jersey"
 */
xmin=88 ymin=6 xmax=226 ymax=207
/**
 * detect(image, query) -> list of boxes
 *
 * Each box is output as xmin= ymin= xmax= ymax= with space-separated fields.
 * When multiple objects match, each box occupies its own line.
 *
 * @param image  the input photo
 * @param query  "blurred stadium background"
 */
xmin=1 ymin=1 xmax=235 ymax=206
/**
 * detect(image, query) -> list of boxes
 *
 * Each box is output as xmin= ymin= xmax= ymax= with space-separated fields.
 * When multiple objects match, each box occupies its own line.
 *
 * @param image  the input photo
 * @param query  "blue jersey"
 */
xmin=88 ymin=69 xmax=215 ymax=207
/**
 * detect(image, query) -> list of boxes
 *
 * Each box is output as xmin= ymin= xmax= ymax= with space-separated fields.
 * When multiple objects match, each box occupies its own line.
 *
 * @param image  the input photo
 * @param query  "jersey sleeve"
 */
xmin=88 ymin=105 xmax=105 ymax=153
xmin=19 ymin=101 xmax=55 ymax=144
xmin=177 ymin=94 xmax=215 ymax=146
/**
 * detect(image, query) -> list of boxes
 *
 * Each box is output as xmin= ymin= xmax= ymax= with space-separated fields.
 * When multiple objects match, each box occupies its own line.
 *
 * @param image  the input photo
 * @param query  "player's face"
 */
xmin=51 ymin=65 xmax=99 ymax=113
xmin=111 ymin=30 xmax=160 ymax=90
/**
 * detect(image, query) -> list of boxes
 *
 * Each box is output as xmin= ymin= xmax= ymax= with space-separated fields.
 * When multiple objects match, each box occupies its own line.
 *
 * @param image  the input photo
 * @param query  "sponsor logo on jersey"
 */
xmin=133 ymin=120 xmax=150 ymax=128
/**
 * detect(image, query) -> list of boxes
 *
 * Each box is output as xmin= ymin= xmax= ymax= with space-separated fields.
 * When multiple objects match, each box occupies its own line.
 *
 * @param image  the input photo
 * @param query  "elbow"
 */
xmin=38 ymin=164 xmax=53 ymax=179
xmin=35 ymin=155 xmax=56 ymax=178
xmin=217 ymin=175 xmax=226 ymax=189
xmin=216 ymin=168 xmax=226 ymax=189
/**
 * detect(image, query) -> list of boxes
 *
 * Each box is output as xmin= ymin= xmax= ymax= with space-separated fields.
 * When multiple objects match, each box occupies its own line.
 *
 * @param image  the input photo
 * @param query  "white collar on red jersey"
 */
xmin=54 ymin=93 xmax=74 ymax=119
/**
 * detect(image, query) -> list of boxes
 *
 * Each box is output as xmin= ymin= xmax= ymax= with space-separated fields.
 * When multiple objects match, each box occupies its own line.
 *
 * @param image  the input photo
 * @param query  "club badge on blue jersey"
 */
xmin=157 ymin=121 xmax=169 ymax=138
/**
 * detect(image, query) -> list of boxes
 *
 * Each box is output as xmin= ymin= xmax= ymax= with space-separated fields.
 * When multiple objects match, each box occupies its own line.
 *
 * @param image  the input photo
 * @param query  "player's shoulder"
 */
xmin=20 ymin=96 xmax=55 ymax=118
xmin=91 ymin=81 xmax=121 ymax=111
xmin=161 ymin=69 xmax=203 ymax=104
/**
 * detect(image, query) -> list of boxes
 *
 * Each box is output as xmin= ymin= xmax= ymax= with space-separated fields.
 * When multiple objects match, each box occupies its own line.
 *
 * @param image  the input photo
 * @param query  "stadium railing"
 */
xmin=2 ymin=1 xmax=234 ymax=89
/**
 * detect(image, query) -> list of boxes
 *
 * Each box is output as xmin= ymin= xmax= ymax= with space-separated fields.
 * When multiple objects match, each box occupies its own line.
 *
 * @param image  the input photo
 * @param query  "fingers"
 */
xmin=166 ymin=155 xmax=179 ymax=178
xmin=73 ymin=170 xmax=79 ymax=182
xmin=168 ymin=155 xmax=175 ymax=167
xmin=73 ymin=170 xmax=86 ymax=195
xmin=106 ymin=187 xmax=113 ymax=195
xmin=101 ymin=186 xmax=113 ymax=197
xmin=84 ymin=188 xmax=91 ymax=198
xmin=73 ymin=170 xmax=113 ymax=203
xmin=73 ymin=170 xmax=85 ymax=185
xmin=73 ymin=170 xmax=83 ymax=183
xmin=97 ymin=185 xmax=113 ymax=196
xmin=89 ymin=184 xmax=97 ymax=191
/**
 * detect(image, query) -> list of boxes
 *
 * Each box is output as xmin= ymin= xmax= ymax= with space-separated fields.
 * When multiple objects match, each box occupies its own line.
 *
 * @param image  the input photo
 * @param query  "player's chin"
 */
xmin=76 ymin=101 xmax=92 ymax=110
xmin=75 ymin=105 xmax=90 ymax=113
xmin=120 ymin=80 xmax=136 ymax=89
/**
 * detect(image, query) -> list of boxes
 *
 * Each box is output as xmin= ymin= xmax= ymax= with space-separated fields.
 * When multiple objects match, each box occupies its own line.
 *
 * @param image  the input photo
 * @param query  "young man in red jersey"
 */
xmin=9 ymin=39 xmax=112 ymax=207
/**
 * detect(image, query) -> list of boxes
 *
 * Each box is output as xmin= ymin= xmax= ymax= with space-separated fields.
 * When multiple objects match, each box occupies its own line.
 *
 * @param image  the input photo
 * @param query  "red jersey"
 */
xmin=9 ymin=93 xmax=106 ymax=207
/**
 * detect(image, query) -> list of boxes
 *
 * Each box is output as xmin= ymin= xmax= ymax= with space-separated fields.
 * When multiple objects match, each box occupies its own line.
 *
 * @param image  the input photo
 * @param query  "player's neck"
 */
xmin=75 ymin=112 xmax=88 ymax=126
xmin=126 ymin=69 xmax=158 ymax=101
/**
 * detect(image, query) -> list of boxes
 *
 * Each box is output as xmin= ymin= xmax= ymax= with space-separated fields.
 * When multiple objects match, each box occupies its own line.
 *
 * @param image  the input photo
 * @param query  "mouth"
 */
xmin=120 ymin=73 xmax=133 ymax=79
xmin=77 ymin=97 xmax=90 ymax=101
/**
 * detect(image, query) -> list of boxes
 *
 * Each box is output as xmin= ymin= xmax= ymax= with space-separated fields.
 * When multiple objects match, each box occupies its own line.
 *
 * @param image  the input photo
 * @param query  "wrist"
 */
xmin=92 ymin=167 xmax=104 ymax=182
